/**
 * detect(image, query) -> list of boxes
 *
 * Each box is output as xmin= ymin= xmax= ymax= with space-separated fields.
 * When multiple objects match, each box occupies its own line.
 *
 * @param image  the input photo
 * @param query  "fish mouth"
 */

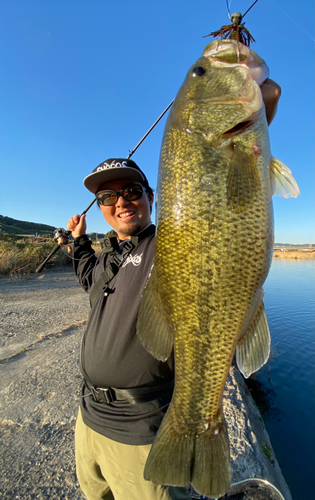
xmin=222 ymin=104 xmax=264 ymax=137
xmin=222 ymin=120 xmax=253 ymax=137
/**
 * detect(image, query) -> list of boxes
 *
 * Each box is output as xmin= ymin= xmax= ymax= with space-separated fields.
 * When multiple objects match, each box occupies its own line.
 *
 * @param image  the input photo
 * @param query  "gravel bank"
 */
xmin=0 ymin=270 xmax=88 ymax=499
xmin=0 ymin=270 xmax=291 ymax=499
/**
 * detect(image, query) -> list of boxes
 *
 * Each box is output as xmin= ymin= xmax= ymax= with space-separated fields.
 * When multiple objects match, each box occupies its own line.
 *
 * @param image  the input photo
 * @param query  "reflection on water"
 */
xmin=255 ymin=259 xmax=315 ymax=500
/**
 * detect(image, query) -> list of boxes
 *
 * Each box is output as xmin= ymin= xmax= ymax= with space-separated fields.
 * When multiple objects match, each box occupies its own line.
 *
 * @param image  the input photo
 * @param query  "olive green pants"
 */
xmin=75 ymin=409 xmax=191 ymax=500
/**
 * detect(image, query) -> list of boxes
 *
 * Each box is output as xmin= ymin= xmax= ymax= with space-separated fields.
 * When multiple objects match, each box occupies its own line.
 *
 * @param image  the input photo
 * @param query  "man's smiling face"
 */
xmin=97 ymin=179 xmax=154 ymax=240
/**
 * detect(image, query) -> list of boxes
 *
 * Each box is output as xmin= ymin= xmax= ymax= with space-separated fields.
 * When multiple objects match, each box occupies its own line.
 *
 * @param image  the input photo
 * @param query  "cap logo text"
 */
xmin=96 ymin=160 xmax=129 ymax=172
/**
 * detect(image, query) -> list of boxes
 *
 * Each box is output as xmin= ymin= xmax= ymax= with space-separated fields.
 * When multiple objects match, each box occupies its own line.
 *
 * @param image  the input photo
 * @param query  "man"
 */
xmin=67 ymin=80 xmax=281 ymax=500
xmin=67 ymin=158 xmax=190 ymax=500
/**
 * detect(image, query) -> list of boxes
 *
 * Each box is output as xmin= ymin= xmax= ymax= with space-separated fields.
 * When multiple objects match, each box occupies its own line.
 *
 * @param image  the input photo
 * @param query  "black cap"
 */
xmin=83 ymin=158 xmax=149 ymax=194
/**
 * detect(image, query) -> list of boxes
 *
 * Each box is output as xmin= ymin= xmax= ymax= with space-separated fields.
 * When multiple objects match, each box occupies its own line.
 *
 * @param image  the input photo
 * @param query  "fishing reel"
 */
xmin=53 ymin=228 xmax=70 ymax=246
xmin=35 ymin=228 xmax=73 ymax=273
xmin=53 ymin=228 xmax=73 ymax=256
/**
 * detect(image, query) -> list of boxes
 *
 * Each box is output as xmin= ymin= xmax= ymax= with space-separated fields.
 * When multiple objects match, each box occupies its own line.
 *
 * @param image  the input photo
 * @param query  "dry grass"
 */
xmin=0 ymin=234 xmax=72 ymax=276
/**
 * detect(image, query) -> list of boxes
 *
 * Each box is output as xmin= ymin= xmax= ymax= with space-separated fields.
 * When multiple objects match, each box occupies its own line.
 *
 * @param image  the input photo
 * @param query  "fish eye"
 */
xmin=192 ymin=66 xmax=206 ymax=77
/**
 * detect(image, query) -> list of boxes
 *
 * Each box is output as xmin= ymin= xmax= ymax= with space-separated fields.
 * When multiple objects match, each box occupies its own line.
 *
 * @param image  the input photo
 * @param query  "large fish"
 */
xmin=137 ymin=40 xmax=299 ymax=498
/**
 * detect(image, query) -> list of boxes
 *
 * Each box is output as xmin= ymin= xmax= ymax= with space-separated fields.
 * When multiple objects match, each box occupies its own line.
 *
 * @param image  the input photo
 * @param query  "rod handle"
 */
xmin=35 ymin=243 xmax=61 ymax=273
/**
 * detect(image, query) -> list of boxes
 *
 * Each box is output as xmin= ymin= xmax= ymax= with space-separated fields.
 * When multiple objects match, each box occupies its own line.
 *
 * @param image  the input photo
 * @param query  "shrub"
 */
xmin=0 ymin=234 xmax=72 ymax=276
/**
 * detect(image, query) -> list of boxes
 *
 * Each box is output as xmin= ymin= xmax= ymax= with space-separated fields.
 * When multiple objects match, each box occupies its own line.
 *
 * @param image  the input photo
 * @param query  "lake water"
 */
xmin=254 ymin=259 xmax=315 ymax=500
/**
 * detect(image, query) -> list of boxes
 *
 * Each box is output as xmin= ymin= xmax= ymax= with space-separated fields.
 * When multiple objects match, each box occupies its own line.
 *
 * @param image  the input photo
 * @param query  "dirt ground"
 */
xmin=0 ymin=270 xmax=89 ymax=499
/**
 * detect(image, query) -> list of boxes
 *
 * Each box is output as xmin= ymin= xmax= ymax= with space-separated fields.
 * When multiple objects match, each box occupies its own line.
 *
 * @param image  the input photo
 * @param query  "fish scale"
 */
xmin=137 ymin=39 xmax=299 ymax=498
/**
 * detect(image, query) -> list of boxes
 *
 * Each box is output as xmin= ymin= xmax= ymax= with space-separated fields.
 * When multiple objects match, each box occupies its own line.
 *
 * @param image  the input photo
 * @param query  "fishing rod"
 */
xmin=35 ymin=1 xmax=260 ymax=274
xmin=35 ymin=99 xmax=174 ymax=273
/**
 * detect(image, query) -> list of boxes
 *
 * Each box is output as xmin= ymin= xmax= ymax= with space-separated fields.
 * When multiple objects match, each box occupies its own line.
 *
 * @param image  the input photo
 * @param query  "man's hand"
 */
xmin=261 ymin=78 xmax=282 ymax=126
xmin=67 ymin=214 xmax=87 ymax=239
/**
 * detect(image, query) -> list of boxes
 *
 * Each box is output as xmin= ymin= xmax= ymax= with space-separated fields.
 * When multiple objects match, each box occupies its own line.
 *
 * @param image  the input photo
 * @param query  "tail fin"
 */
xmin=144 ymin=408 xmax=194 ymax=487
xmin=144 ymin=408 xmax=231 ymax=498
xmin=192 ymin=418 xmax=231 ymax=498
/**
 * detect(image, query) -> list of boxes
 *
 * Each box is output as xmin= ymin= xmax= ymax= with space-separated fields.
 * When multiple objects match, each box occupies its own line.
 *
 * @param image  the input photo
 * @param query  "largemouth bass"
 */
xmin=137 ymin=40 xmax=299 ymax=498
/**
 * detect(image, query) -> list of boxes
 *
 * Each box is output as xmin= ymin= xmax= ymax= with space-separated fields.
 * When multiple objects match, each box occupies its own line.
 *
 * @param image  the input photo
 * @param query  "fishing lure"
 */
xmin=204 ymin=0 xmax=259 ymax=47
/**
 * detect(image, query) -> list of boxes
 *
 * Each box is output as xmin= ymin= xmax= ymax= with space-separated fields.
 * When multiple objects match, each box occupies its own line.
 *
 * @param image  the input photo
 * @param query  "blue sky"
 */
xmin=1 ymin=0 xmax=314 ymax=244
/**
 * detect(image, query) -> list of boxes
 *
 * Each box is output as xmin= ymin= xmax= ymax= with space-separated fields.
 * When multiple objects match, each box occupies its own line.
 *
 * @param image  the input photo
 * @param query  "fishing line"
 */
xmin=127 ymin=99 xmax=174 ymax=159
xmin=58 ymin=244 xmax=82 ymax=262
xmin=226 ymin=0 xmax=232 ymax=19
xmin=242 ymin=0 xmax=260 ymax=19
xmin=267 ymin=0 xmax=315 ymax=42
xmin=225 ymin=0 xmax=260 ymax=20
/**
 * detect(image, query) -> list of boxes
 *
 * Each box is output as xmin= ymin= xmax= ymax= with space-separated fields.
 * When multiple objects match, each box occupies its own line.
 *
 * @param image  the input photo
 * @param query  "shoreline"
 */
xmin=273 ymin=250 xmax=315 ymax=260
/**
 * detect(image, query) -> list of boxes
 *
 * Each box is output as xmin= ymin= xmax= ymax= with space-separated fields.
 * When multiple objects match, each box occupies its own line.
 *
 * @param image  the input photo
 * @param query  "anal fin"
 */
xmin=236 ymin=300 xmax=271 ymax=378
xmin=137 ymin=264 xmax=173 ymax=361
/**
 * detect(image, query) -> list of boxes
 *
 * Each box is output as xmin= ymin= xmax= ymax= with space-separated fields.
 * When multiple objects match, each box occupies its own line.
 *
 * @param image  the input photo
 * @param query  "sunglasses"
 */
xmin=96 ymin=184 xmax=146 ymax=206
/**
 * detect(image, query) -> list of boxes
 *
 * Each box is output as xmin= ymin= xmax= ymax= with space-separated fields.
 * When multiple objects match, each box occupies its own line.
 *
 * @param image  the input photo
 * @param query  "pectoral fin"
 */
xmin=227 ymin=142 xmax=260 ymax=213
xmin=236 ymin=300 xmax=270 ymax=378
xmin=269 ymin=156 xmax=300 ymax=198
xmin=137 ymin=265 xmax=174 ymax=361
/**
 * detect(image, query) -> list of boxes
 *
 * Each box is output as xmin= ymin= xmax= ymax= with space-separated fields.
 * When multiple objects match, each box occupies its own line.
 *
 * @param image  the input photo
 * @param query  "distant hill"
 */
xmin=0 ymin=215 xmax=55 ymax=236
xmin=0 ymin=215 xmax=108 ymax=239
